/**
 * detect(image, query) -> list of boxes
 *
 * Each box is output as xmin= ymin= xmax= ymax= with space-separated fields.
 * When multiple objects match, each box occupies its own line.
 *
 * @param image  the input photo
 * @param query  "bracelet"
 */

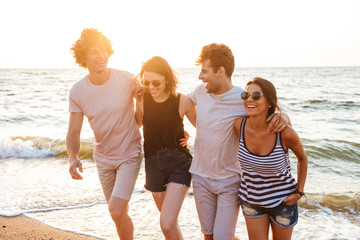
xmin=295 ymin=189 xmax=305 ymax=197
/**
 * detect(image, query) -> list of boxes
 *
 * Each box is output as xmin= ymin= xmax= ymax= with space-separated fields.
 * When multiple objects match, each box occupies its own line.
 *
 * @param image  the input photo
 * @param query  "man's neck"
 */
xmin=214 ymin=77 xmax=233 ymax=95
xmin=88 ymin=68 xmax=110 ymax=85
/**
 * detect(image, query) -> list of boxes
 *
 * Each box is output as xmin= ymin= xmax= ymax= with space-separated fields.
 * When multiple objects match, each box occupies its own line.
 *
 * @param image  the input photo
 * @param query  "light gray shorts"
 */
xmin=94 ymin=153 xmax=142 ymax=202
xmin=192 ymin=174 xmax=241 ymax=240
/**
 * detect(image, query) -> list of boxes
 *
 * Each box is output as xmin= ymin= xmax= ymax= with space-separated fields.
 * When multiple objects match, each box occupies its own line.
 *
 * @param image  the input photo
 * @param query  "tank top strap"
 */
xmin=240 ymin=116 xmax=248 ymax=141
xmin=175 ymin=92 xmax=181 ymax=109
xmin=275 ymin=132 xmax=285 ymax=149
xmin=275 ymin=132 xmax=280 ymax=144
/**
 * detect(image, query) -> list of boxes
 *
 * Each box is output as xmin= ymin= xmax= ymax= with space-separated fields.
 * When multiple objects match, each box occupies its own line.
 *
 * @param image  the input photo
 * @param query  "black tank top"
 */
xmin=143 ymin=92 xmax=192 ymax=158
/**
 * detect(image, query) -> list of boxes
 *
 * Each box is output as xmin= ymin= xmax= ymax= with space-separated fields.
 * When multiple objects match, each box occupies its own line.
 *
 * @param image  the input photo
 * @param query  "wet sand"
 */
xmin=0 ymin=215 xmax=101 ymax=240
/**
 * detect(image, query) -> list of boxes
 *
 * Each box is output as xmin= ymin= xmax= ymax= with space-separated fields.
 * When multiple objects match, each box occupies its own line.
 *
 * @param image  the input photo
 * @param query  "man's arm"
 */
xmin=66 ymin=112 xmax=84 ymax=180
xmin=132 ymin=76 xmax=144 ymax=100
xmin=134 ymin=95 xmax=144 ymax=128
xmin=182 ymin=94 xmax=197 ymax=128
xmin=132 ymin=76 xmax=144 ymax=128
xmin=178 ymin=94 xmax=196 ymax=147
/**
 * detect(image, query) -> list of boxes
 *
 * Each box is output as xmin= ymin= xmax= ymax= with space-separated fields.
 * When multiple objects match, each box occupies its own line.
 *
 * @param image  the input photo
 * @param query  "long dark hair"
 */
xmin=138 ymin=56 xmax=178 ymax=95
xmin=246 ymin=77 xmax=281 ymax=117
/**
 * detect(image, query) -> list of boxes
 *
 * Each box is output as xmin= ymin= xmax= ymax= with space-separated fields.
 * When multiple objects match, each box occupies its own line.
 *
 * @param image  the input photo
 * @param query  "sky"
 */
xmin=1 ymin=0 xmax=359 ymax=71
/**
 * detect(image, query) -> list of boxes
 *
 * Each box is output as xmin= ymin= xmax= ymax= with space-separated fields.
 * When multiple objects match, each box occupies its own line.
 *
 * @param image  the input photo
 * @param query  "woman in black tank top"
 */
xmin=135 ymin=56 xmax=196 ymax=239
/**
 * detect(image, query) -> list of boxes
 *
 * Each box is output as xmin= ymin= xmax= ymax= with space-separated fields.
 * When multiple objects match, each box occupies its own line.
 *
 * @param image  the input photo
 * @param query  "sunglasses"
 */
xmin=241 ymin=91 xmax=263 ymax=100
xmin=143 ymin=79 xmax=164 ymax=87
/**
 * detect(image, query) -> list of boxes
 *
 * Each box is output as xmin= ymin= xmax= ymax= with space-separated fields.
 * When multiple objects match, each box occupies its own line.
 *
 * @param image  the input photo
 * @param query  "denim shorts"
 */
xmin=240 ymin=199 xmax=298 ymax=228
xmin=144 ymin=147 xmax=192 ymax=192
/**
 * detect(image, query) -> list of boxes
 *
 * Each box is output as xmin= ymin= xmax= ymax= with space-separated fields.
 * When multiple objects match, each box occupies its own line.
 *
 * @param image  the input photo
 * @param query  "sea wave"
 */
xmin=0 ymin=136 xmax=94 ymax=159
xmin=1 ymin=136 xmax=359 ymax=164
xmin=302 ymin=99 xmax=360 ymax=111
xmin=308 ymin=99 xmax=328 ymax=103
xmin=1 ymin=191 xmax=358 ymax=217
xmin=302 ymin=139 xmax=360 ymax=164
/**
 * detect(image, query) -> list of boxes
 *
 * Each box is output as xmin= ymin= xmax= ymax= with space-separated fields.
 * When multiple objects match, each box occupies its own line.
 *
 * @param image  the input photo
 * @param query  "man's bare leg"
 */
xmin=108 ymin=196 xmax=133 ymax=240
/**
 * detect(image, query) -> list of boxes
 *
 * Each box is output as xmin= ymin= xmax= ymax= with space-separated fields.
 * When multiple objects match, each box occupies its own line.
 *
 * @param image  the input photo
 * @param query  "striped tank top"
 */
xmin=237 ymin=116 xmax=297 ymax=208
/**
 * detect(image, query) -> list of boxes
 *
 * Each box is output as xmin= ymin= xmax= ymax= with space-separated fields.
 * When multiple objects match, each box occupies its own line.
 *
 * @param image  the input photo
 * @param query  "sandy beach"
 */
xmin=0 ymin=215 xmax=101 ymax=240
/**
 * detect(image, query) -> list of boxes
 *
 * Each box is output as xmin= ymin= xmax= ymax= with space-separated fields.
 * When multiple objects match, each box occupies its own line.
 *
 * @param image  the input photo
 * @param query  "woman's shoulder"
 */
xmin=281 ymin=125 xmax=297 ymax=137
xmin=234 ymin=116 xmax=246 ymax=124
xmin=233 ymin=116 xmax=246 ymax=133
xmin=280 ymin=126 xmax=300 ymax=147
xmin=233 ymin=116 xmax=247 ymax=140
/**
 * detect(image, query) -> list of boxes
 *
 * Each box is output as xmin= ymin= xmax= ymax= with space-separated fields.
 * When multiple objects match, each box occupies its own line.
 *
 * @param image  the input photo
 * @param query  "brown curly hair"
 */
xmin=70 ymin=28 xmax=114 ymax=68
xmin=195 ymin=43 xmax=235 ymax=78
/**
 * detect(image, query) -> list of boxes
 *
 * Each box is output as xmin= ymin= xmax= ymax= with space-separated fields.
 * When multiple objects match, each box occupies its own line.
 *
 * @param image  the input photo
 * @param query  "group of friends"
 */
xmin=66 ymin=28 xmax=308 ymax=240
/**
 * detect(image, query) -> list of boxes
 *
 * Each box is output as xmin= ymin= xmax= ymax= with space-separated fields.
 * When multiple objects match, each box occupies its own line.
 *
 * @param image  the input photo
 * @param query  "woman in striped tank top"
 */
xmin=233 ymin=77 xmax=308 ymax=240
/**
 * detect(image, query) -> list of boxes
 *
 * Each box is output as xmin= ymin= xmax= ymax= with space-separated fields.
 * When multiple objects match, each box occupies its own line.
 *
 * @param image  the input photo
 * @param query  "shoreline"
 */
xmin=0 ymin=215 xmax=101 ymax=240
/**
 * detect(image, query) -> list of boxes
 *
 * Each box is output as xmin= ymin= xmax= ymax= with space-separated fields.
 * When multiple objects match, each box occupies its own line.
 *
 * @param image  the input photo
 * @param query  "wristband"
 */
xmin=295 ymin=189 xmax=305 ymax=197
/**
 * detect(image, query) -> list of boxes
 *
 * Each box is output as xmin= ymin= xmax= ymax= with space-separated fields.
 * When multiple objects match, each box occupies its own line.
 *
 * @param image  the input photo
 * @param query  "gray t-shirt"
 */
xmin=189 ymin=84 xmax=246 ymax=180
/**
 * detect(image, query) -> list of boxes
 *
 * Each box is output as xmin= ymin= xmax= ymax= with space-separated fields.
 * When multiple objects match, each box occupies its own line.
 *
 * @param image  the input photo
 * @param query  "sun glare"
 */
xmin=0 ymin=0 xmax=359 ymax=68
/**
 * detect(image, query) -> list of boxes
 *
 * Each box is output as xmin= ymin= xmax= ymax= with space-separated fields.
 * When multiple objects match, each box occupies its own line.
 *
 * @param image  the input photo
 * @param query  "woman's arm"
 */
xmin=282 ymin=127 xmax=308 ymax=204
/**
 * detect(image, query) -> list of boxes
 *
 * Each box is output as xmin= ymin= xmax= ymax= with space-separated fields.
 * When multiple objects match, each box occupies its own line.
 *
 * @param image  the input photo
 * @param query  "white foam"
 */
xmin=0 ymin=136 xmax=56 ymax=158
xmin=0 ymin=202 xmax=105 ymax=217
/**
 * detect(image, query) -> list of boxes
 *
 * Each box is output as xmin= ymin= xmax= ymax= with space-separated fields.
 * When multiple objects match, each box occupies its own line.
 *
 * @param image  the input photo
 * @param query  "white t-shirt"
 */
xmin=189 ymin=84 xmax=246 ymax=180
xmin=69 ymin=68 xmax=141 ymax=160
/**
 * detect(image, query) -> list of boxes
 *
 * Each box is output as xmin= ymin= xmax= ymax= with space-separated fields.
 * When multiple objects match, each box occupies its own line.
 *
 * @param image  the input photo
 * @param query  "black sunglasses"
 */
xmin=143 ymin=79 xmax=164 ymax=87
xmin=241 ymin=91 xmax=262 ymax=100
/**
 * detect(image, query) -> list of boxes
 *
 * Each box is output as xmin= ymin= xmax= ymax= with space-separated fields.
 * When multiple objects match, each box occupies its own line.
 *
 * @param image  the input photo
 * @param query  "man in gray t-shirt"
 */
xmin=190 ymin=43 xmax=289 ymax=240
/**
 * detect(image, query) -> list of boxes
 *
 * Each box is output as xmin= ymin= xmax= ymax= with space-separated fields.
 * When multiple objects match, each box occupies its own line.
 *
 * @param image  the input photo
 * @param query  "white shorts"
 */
xmin=94 ymin=153 xmax=142 ymax=202
xmin=192 ymin=174 xmax=241 ymax=240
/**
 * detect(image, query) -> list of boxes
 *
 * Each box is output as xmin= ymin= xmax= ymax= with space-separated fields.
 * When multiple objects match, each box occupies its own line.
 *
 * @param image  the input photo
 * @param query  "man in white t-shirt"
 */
xmin=66 ymin=28 xmax=142 ymax=240
xmin=189 ymin=43 xmax=289 ymax=240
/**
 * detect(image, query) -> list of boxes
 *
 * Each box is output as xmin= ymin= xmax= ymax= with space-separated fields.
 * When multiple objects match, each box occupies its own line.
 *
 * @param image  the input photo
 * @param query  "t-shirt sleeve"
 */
xmin=69 ymin=87 xmax=82 ymax=113
xmin=126 ymin=72 xmax=137 ymax=94
xmin=189 ymin=84 xmax=202 ymax=105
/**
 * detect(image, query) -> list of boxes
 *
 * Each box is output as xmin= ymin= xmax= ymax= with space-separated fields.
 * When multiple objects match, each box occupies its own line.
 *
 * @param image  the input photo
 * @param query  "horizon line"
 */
xmin=1 ymin=65 xmax=359 ymax=70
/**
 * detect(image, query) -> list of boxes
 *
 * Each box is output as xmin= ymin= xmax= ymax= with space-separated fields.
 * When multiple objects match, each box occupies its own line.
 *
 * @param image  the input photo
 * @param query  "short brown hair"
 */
xmin=246 ymin=77 xmax=281 ymax=117
xmin=70 ymin=28 xmax=114 ymax=68
xmin=138 ymin=56 xmax=178 ymax=96
xmin=195 ymin=43 xmax=235 ymax=78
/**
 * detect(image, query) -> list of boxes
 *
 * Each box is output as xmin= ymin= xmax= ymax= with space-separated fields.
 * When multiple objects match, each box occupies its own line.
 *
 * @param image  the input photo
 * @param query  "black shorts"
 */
xmin=144 ymin=147 xmax=192 ymax=192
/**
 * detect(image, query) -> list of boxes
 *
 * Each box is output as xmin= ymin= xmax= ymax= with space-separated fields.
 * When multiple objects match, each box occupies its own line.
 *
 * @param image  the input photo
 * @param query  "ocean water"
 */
xmin=1 ymin=67 xmax=359 ymax=240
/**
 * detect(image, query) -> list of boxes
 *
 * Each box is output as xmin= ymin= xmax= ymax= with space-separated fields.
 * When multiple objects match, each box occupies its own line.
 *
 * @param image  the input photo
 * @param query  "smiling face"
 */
xmin=143 ymin=71 xmax=168 ymax=102
xmin=198 ymin=59 xmax=223 ymax=94
xmin=243 ymin=83 xmax=271 ymax=117
xmin=85 ymin=44 xmax=109 ymax=73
